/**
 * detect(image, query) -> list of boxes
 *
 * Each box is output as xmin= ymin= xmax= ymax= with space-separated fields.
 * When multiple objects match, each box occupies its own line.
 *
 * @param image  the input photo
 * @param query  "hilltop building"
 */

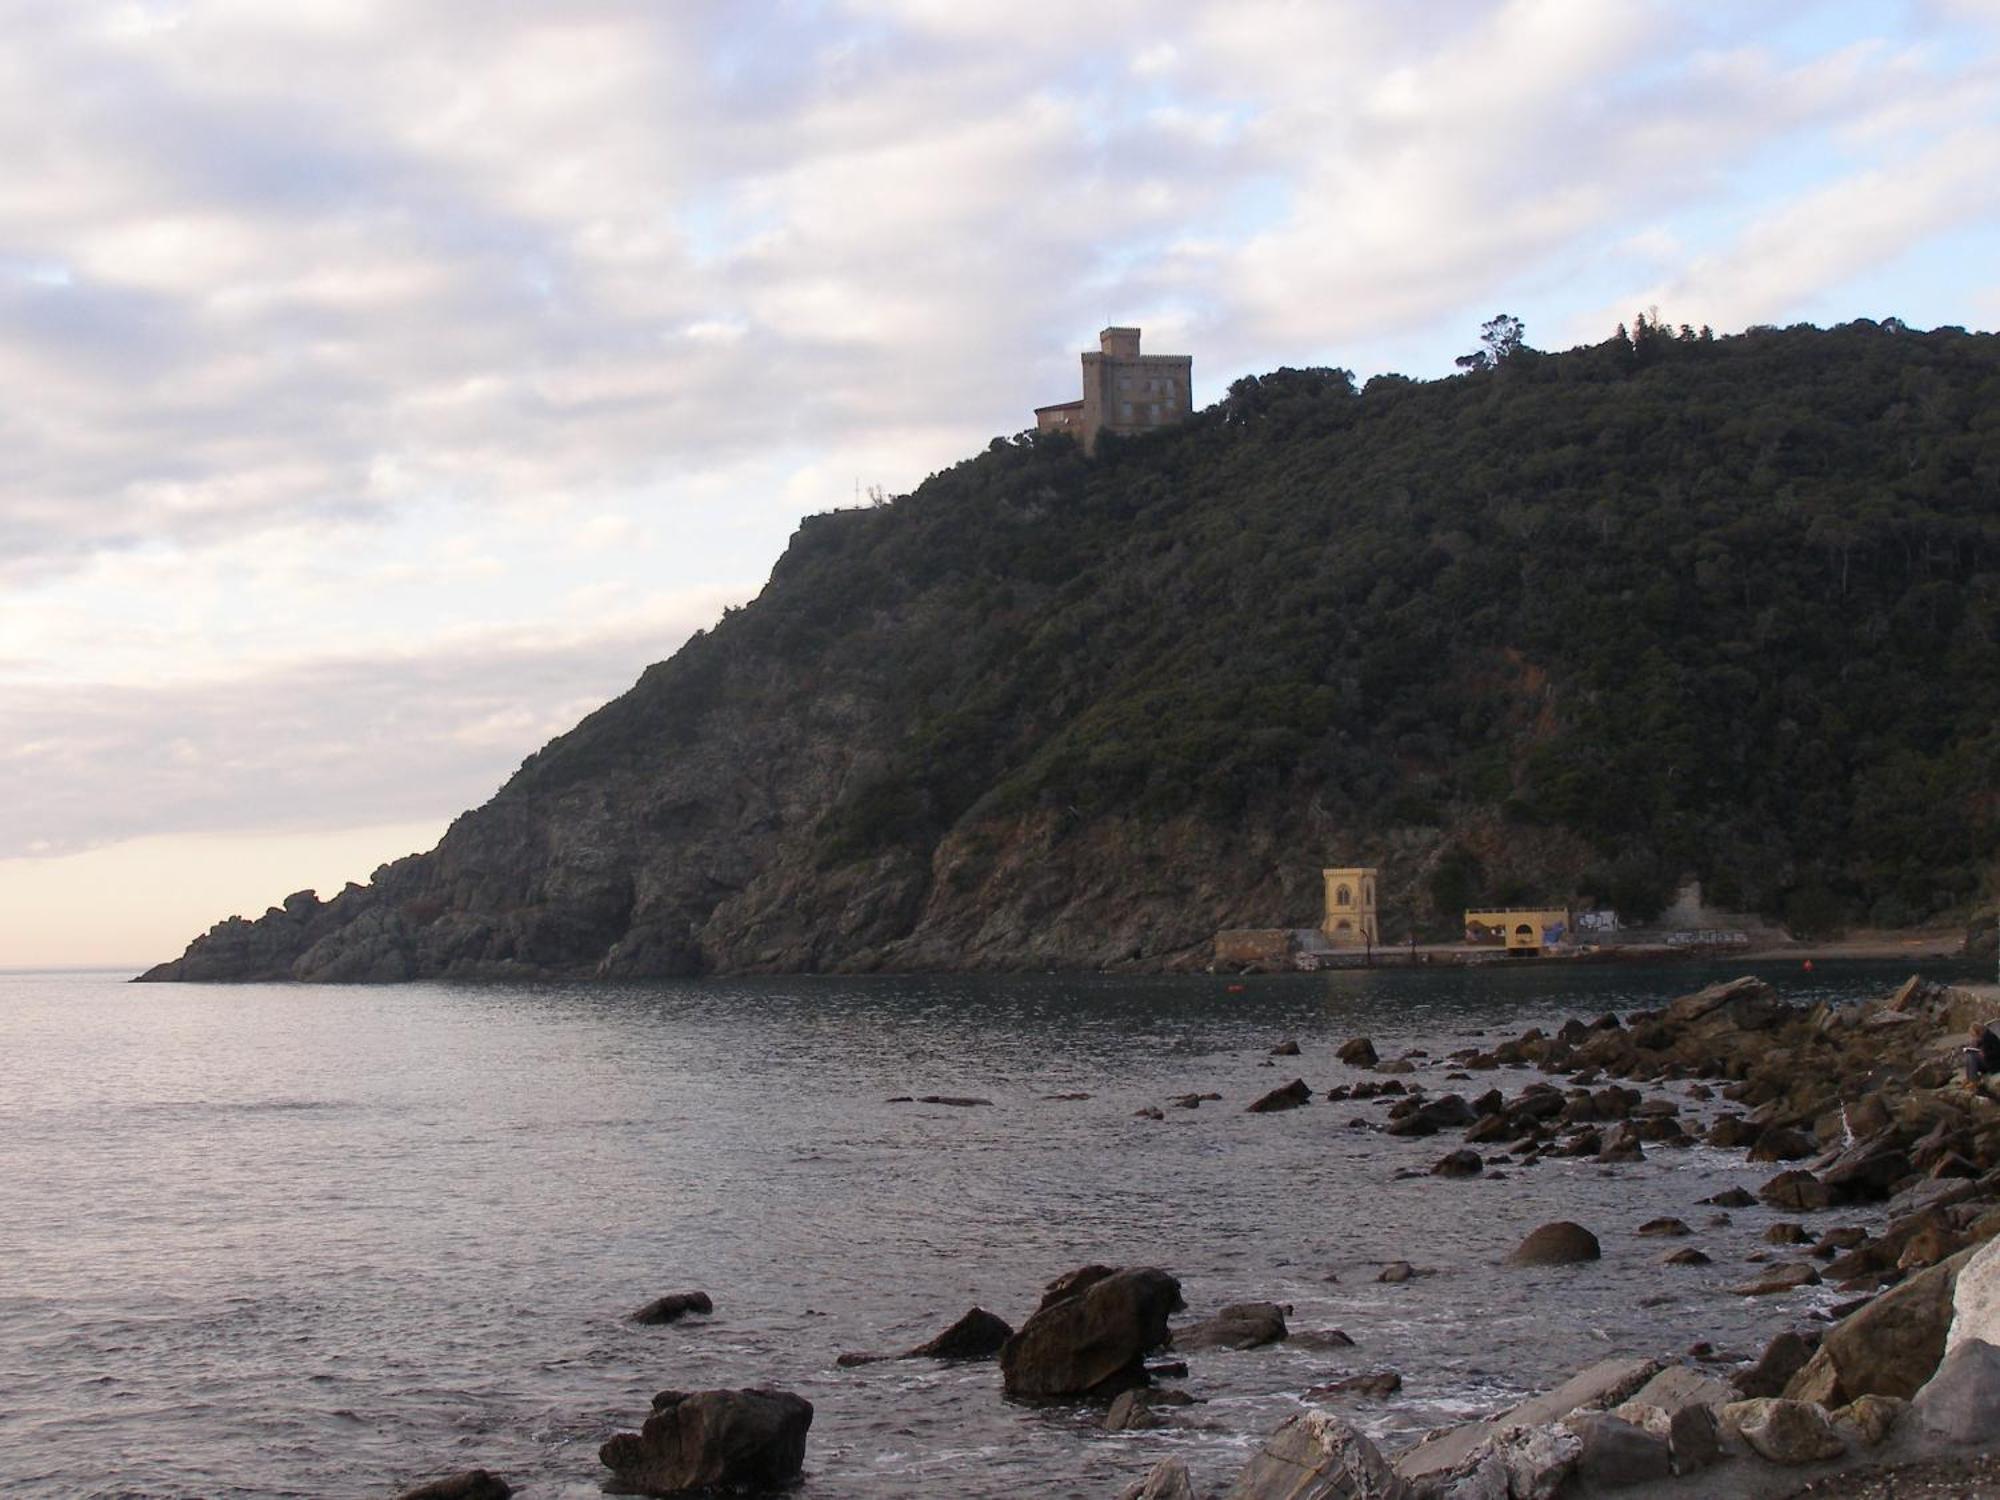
xmin=1035 ymin=327 xmax=1192 ymax=453
xmin=1322 ymin=867 xmax=1379 ymax=947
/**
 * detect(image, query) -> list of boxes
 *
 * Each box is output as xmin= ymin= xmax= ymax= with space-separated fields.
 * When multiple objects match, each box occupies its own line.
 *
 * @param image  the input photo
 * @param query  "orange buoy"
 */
xmin=1802 ymin=959 xmax=1815 ymax=973
xmin=1226 ymin=983 xmax=1245 ymax=994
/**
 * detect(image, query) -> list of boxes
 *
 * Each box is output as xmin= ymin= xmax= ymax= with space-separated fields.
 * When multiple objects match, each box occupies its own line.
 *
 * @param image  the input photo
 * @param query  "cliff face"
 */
xmin=141 ymin=321 xmax=2000 ymax=981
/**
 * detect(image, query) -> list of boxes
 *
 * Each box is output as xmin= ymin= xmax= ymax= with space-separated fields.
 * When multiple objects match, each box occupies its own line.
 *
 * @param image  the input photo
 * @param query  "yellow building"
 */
xmin=1322 ymin=867 xmax=1379 ymax=947
xmin=1465 ymin=908 xmax=1572 ymax=954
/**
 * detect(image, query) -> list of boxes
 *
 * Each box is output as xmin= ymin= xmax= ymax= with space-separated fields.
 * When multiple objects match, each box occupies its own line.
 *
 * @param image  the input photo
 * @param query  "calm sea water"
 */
xmin=0 ymin=959 xmax=1983 ymax=1498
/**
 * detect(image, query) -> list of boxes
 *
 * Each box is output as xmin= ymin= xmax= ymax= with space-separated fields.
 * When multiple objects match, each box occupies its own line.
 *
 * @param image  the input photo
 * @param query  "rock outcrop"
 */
xmin=999 ymin=1266 xmax=1182 ymax=1402
xmin=1227 ymin=1410 xmax=1406 ymax=1499
xmin=599 ymin=1387 xmax=812 ymax=1496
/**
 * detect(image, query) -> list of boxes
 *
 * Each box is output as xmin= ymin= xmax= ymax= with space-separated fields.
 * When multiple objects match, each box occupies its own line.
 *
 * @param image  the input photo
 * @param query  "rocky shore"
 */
xmin=385 ymin=971 xmax=2000 ymax=1497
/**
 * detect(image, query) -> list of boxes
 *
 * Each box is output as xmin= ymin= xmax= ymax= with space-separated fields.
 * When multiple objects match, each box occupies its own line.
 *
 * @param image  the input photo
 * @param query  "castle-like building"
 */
xmin=1035 ymin=327 xmax=1192 ymax=453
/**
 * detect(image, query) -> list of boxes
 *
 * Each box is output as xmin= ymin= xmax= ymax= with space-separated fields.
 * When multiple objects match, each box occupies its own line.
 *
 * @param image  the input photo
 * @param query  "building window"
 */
xmin=1120 ymin=401 xmax=1133 ymax=421
xmin=1336 ymin=885 xmax=1351 ymax=907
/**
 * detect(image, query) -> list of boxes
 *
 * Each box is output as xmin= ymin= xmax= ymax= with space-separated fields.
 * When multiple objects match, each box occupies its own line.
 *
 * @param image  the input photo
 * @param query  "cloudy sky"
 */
xmin=4 ymin=0 xmax=1998 ymax=966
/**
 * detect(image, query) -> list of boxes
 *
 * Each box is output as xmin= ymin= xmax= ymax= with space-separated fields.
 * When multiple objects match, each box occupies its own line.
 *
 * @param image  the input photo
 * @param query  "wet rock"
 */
xmin=1764 ymin=1223 xmax=1811 ymax=1246
xmin=1000 ymin=1266 xmax=1182 ymax=1401
xmin=1292 ymin=1329 xmax=1357 ymax=1351
xmin=836 ymin=1305 xmax=1014 ymax=1366
xmin=1431 ymin=1149 xmax=1483 ymax=1179
xmin=1561 ymin=1411 xmax=1673 ymax=1487
xmin=1385 ymin=1094 xmax=1476 ymax=1137
xmin=1177 ymin=1301 xmax=1289 ymax=1351
xmin=1377 ymin=1261 xmax=1418 ymax=1284
xmin=630 ymin=1291 xmax=713 ymax=1325
xmin=1719 ymin=1397 xmax=1844 ymax=1464
xmin=1662 ymin=1247 xmax=1711 ymax=1266
xmin=1507 ymin=1221 xmax=1600 ymax=1267
xmin=1831 ymin=1393 xmax=1906 ymax=1447
xmin=1759 ymin=1169 xmax=1833 ymax=1212
xmin=1338 ymin=1036 xmax=1379 ymax=1068
xmin=1664 ymin=976 xmax=1786 ymax=1036
xmin=395 ymin=1472 xmax=511 ymax=1500
xmin=599 ymin=1387 xmax=812 ymax=1497
xmin=1820 ymin=1139 xmax=1913 ymax=1205
xmin=1134 ymin=1106 xmax=1165 ymax=1120
xmin=1271 ymin=1038 xmax=1302 ymax=1056
xmin=1637 ymin=1217 xmax=1691 ymax=1237
xmin=1247 ymin=1079 xmax=1313 ymax=1113
xmin=1376 ymin=1059 xmax=1416 ymax=1076
xmin=1706 ymin=1116 xmax=1761 ymax=1149
xmin=1730 ymin=1262 xmax=1822 ymax=1297
xmin=914 ymin=1095 xmax=992 ymax=1106
xmin=1168 ymin=1092 xmax=1221 ymax=1109
xmin=1749 ymin=1127 xmax=1817 ymax=1163
xmin=1224 ymin=1409 xmax=1402 ymax=1500
xmin=1117 ymin=1457 xmax=1196 ymax=1500
xmin=1146 ymin=1360 xmax=1189 ymax=1379
xmin=1318 ymin=1370 xmax=1402 ymax=1399
xmin=1733 ymin=1330 xmax=1819 ymax=1399
xmin=1912 ymin=1338 xmax=2000 ymax=1443
xmin=1702 ymin=1188 xmax=1757 ymax=1208
xmin=1103 ymin=1386 xmax=1197 ymax=1431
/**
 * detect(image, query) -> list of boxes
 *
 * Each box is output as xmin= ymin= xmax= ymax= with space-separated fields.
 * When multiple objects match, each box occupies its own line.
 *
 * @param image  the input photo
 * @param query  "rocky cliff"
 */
xmin=141 ymin=320 xmax=2000 ymax=981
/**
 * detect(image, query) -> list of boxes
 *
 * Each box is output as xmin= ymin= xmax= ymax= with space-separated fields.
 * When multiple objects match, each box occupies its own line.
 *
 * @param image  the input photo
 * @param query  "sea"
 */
xmin=0 ymin=958 xmax=1984 ymax=1498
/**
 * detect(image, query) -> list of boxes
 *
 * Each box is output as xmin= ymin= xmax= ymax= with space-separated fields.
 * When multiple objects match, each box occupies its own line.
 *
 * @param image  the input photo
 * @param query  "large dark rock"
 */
xmin=1508 ymin=1221 xmax=1601 ymax=1267
xmin=837 ymin=1305 xmax=1014 ymax=1366
xmin=395 ymin=1472 xmax=511 ymax=1500
xmin=1785 ymin=1245 xmax=1980 ymax=1405
xmin=1385 ymin=1094 xmax=1476 ymax=1137
xmin=600 ymin=1387 xmax=812 ymax=1496
xmin=630 ymin=1291 xmax=713 ymax=1325
xmin=1247 ymin=1079 xmax=1313 ymax=1113
xmin=1176 ymin=1301 xmax=1288 ymax=1351
xmin=1000 ymin=1266 xmax=1182 ymax=1401
xmin=1337 ymin=1037 xmax=1379 ymax=1068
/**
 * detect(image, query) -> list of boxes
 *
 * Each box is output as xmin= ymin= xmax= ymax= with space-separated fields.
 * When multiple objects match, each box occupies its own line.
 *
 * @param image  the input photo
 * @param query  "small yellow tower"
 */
xmin=1322 ymin=867 xmax=1379 ymax=947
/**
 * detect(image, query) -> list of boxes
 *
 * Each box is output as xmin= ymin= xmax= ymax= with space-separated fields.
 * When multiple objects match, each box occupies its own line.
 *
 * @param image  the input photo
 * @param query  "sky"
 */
xmin=3 ymin=0 xmax=1999 ymax=967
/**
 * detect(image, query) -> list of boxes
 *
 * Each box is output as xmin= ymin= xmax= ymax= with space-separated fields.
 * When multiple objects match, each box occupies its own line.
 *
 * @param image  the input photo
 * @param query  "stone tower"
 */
xmin=1034 ymin=327 xmax=1193 ymax=454
xmin=1321 ymin=867 xmax=1379 ymax=947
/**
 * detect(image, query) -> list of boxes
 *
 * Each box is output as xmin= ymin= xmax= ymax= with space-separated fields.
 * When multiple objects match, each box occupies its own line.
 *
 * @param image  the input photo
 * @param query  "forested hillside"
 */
xmin=145 ymin=319 xmax=2000 ymax=981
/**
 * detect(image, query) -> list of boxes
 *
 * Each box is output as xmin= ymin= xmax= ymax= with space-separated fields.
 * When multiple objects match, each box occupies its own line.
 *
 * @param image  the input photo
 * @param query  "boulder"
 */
xmin=1103 ymin=1386 xmax=1197 ymax=1431
xmin=1395 ymin=1358 xmax=1659 ymax=1491
xmin=1782 ymin=1244 xmax=1978 ymax=1405
xmin=837 ymin=1305 xmax=1013 ymax=1365
xmin=1730 ymin=1263 xmax=1822 ymax=1297
xmin=1560 ymin=1412 xmax=1673 ymax=1487
xmin=1759 ymin=1169 xmax=1833 ymax=1212
xmin=1118 ymin=1457 xmax=1196 ymax=1500
xmin=1431 ymin=1149 xmax=1483 ymax=1179
xmin=1661 ymin=1247 xmax=1711 ymax=1266
xmin=1248 ymin=1079 xmax=1313 ymax=1113
xmin=1830 ymin=1393 xmax=1906 ymax=1447
xmin=1719 ymin=1398 xmax=1844 ymax=1464
xmin=395 ymin=1472 xmax=511 ymax=1500
xmin=1945 ymin=1230 xmax=2000 ymax=1353
xmin=1000 ymin=1266 xmax=1182 ymax=1401
xmin=1636 ymin=1217 xmax=1691 ymax=1237
xmin=1225 ymin=1409 xmax=1405 ymax=1499
xmin=1338 ymin=1037 xmax=1379 ymax=1068
xmin=1507 ymin=1222 xmax=1600 ymax=1267
xmin=1733 ymin=1330 xmax=1818 ymax=1399
xmin=1386 ymin=1096 xmax=1477 ymax=1137
xmin=1663 ymin=976 xmax=1786 ymax=1035
xmin=1321 ymin=1370 xmax=1402 ymax=1399
xmin=599 ymin=1388 xmax=812 ymax=1496
xmin=1177 ymin=1301 xmax=1289 ymax=1351
xmin=629 ymin=1291 xmax=713 ymax=1325
xmin=1271 ymin=1038 xmax=1302 ymax=1056
xmin=1912 ymin=1337 xmax=2000 ymax=1443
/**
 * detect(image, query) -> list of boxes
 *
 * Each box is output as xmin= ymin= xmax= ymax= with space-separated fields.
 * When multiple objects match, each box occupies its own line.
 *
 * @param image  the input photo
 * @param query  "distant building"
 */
xmin=1465 ymin=907 xmax=1572 ymax=955
xmin=1322 ymin=867 xmax=1379 ymax=947
xmin=1035 ymin=326 xmax=1192 ymax=453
